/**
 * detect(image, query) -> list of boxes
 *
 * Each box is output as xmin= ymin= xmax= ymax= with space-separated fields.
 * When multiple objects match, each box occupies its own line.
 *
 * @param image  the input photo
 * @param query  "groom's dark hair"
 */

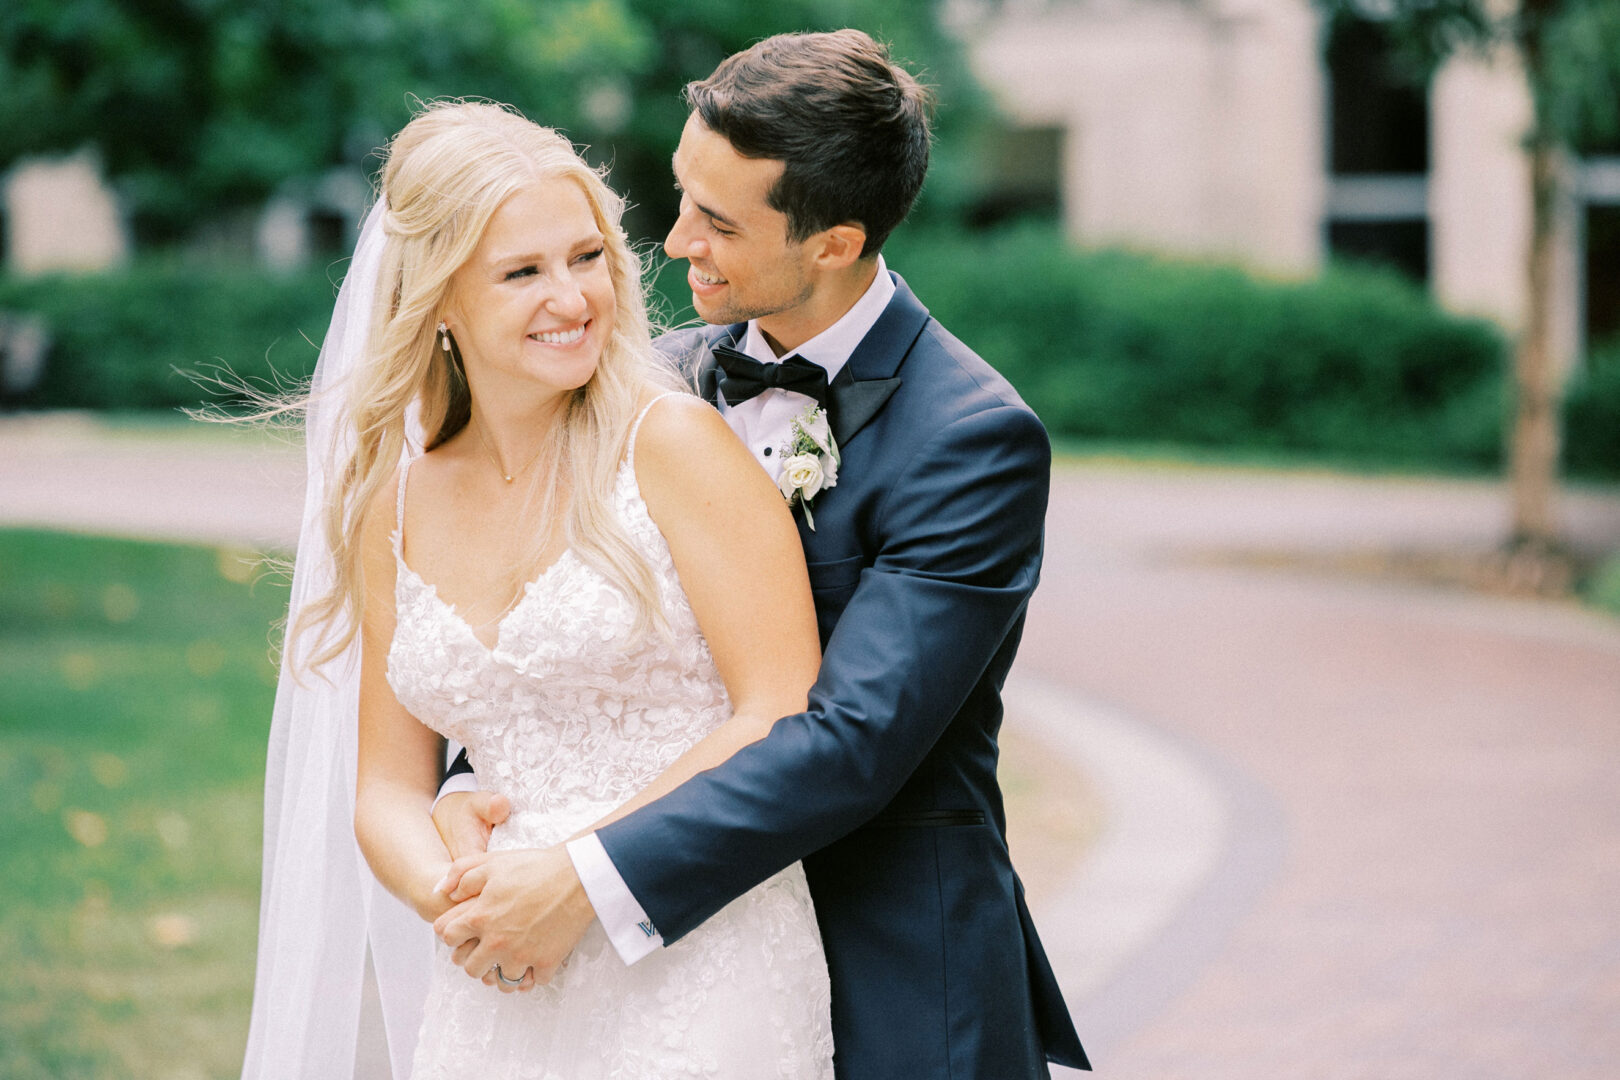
xmin=684 ymin=28 xmax=933 ymax=257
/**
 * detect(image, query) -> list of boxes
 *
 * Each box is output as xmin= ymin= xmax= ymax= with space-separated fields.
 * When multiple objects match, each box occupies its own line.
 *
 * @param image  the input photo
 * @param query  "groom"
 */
xmin=434 ymin=29 xmax=1088 ymax=1078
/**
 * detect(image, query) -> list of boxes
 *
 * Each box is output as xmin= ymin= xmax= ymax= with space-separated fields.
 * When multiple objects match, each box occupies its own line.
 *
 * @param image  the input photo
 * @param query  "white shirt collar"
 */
xmin=737 ymin=255 xmax=895 ymax=382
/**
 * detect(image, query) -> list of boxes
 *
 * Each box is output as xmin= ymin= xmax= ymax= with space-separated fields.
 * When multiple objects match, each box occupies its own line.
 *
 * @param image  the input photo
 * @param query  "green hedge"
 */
xmin=2 ymin=229 xmax=1615 ymax=478
xmin=886 ymin=226 xmax=1510 ymax=472
xmin=1564 ymin=342 xmax=1620 ymax=479
xmin=0 ymin=261 xmax=338 ymax=409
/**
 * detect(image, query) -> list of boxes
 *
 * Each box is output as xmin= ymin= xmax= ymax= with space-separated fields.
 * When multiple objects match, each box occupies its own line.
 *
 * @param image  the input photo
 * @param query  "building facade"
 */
xmin=962 ymin=0 xmax=1618 ymax=364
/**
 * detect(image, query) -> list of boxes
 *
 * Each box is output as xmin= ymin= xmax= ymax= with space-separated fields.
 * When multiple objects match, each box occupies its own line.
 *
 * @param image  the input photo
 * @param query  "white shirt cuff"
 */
xmin=566 ymin=833 xmax=663 ymax=965
xmin=432 ymin=771 xmax=478 ymax=811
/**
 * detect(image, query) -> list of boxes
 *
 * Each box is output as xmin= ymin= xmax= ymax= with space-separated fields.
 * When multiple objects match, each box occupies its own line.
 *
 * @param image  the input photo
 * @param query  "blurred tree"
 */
xmin=0 ymin=0 xmax=984 ymax=246
xmin=0 ymin=0 xmax=649 ymax=243
xmin=1315 ymin=0 xmax=1620 ymax=559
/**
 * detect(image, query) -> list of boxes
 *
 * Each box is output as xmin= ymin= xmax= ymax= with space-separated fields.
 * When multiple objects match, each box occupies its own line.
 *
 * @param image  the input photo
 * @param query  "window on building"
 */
xmin=1587 ymin=204 xmax=1620 ymax=346
xmin=967 ymin=125 xmax=1063 ymax=229
xmin=1326 ymin=20 xmax=1429 ymax=176
xmin=1324 ymin=18 xmax=1431 ymax=282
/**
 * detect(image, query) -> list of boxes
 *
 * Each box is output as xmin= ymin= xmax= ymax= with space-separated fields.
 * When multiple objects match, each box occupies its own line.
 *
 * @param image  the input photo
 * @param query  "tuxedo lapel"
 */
xmin=825 ymin=273 xmax=929 ymax=446
xmin=825 ymin=369 xmax=899 ymax=447
xmin=692 ymin=323 xmax=744 ymax=406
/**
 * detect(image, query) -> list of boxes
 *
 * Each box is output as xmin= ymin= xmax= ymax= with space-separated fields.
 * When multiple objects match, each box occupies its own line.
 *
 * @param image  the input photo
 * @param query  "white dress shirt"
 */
xmin=452 ymin=260 xmax=895 ymax=965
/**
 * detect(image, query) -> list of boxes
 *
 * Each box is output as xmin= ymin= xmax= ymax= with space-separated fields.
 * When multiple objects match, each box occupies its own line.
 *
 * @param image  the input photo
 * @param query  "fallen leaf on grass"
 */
xmin=148 ymin=913 xmax=198 ymax=948
xmin=65 ymin=809 xmax=108 ymax=848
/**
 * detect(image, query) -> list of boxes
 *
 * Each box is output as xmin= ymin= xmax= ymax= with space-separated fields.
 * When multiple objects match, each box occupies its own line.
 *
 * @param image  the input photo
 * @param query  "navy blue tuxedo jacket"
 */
xmin=597 ymin=274 xmax=1088 ymax=1078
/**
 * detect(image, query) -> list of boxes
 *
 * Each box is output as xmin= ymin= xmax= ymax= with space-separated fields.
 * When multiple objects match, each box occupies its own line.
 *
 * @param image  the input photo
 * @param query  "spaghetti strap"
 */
xmin=392 ymin=456 xmax=413 ymax=559
xmin=625 ymin=391 xmax=683 ymax=472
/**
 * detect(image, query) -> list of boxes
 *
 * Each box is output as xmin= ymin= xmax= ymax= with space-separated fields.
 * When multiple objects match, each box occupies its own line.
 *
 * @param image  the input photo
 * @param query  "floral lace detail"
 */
xmin=388 ymin=399 xmax=834 ymax=1078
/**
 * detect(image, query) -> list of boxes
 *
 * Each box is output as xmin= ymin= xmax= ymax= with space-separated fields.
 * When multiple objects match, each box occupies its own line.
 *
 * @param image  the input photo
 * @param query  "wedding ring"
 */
xmin=493 ymin=964 xmax=525 ymax=987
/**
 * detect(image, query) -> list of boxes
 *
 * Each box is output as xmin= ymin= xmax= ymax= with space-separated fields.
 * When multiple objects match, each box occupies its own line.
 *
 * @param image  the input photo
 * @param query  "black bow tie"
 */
xmin=712 ymin=344 xmax=830 ymax=408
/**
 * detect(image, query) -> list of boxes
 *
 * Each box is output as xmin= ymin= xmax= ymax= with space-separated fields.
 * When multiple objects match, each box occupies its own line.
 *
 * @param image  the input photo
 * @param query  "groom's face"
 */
xmin=665 ymin=114 xmax=815 ymax=336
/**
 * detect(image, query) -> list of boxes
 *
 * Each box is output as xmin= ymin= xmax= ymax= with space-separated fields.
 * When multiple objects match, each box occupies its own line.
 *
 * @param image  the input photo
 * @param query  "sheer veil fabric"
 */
xmin=242 ymin=200 xmax=432 ymax=1080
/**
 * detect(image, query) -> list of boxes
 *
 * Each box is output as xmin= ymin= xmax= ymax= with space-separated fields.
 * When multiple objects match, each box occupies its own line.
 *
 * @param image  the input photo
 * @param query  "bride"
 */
xmin=242 ymin=101 xmax=833 ymax=1078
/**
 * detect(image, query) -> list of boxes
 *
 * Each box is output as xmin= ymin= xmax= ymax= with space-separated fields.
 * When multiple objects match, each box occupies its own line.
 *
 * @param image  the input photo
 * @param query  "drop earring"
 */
xmin=438 ymin=321 xmax=451 ymax=352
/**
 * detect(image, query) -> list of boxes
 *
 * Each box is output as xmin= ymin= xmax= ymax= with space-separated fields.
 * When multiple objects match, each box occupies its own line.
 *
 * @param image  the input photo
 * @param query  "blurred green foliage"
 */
xmin=7 ymin=228 xmax=1618 ymax=478
xmin=2 ymin=0 xmax=641 ymax=242
xmin=1563 ymin=341 xmax=1620 ymax=478
xmin=0 ymin=260 xmax=339 ymax=409
xmin=0 ymin=528 xmax=284 ymax=1076
xmin=888 ymin=226 xmax=1516 ymax=472
xmin=0 ymin=0 xmax=983 ymax=245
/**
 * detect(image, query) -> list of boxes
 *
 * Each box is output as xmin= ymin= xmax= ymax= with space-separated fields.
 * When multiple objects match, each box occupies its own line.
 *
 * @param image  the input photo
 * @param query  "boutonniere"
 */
xmin=776 ymin=403 xmax=840 ymax=531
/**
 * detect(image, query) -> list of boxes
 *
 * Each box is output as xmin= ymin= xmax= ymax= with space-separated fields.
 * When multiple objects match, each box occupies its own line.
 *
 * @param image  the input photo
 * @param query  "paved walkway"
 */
xmin=0 ymin=413 xmax=307 ymax=550
xmin=1024 ymin=464 xmax=1620 ymax=1077
xmin=6 ymin=415 xmax=1620 ymax=1076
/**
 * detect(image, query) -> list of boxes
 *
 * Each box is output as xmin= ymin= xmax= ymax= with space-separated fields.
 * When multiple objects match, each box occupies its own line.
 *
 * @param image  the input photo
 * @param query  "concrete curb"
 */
xmin=1007 ymin=673 xmax=1288 ymax=1072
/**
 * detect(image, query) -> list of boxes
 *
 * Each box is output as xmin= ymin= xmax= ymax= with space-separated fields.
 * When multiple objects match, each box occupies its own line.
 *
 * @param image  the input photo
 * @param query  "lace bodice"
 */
xmin=384 ymin=399 xmax=833 ymax=1079
xmin=387 ymin=405 xmax=731 ymax=847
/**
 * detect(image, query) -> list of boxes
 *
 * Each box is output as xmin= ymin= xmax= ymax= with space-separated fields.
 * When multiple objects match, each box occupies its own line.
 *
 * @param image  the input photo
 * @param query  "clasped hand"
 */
xmin=431 ymin=792 xmax=596 ymax=994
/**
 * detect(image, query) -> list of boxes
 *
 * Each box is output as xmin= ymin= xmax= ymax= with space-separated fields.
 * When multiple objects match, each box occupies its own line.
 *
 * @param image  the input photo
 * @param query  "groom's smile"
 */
xmin=687 ymin=262 xmax=728 ymax=295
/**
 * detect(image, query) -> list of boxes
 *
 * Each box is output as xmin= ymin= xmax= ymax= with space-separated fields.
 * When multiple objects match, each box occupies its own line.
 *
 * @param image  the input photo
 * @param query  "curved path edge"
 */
xmin=1006 ymin=672 xmax=1288 ymax=1073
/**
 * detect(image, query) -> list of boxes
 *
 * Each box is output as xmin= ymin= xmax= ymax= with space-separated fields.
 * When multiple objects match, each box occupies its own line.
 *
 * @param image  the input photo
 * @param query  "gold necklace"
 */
xmin=472 ymin=423 xmax=548 ymax=484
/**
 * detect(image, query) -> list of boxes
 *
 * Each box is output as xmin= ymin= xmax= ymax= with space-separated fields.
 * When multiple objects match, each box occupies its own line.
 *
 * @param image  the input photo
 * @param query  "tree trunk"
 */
xmin=1508 ymin=131 xmax=1564 ymax=554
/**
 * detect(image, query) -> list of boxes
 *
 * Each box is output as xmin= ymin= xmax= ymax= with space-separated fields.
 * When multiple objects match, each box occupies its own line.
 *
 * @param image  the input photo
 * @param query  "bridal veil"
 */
xmin=242 ymin=200 xmax=431 ymax=1079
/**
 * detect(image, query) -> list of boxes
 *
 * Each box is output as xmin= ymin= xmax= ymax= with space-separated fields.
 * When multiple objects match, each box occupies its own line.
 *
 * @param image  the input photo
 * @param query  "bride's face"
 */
xmin=444 ymin=177 xmax=616 ymax=406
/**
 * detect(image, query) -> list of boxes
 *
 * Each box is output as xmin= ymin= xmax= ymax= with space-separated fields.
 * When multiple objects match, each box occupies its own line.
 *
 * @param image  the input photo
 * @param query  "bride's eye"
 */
xmin=504 ymin=265 xmax=538 ymax=281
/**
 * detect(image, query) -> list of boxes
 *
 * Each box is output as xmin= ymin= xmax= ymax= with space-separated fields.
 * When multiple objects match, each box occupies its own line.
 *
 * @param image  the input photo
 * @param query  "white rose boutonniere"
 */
xmin=777 ymin=403 xmax=840 ymax=530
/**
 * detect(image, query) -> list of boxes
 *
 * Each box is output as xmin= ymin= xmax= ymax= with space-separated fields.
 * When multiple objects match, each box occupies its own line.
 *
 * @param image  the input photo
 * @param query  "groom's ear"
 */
xmin=809 ymin=223 xmax=869 ymax=272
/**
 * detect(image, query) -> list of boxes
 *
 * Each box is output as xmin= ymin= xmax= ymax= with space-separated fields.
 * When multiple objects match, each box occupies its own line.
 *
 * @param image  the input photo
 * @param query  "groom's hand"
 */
xmin=433 ymin=846 xmax=596 ymax=989
xmin=432 ymin=791 xmax=509 ymax=863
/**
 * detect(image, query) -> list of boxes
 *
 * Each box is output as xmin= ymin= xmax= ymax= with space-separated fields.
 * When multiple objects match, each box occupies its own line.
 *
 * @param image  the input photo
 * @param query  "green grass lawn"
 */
xmin=0 ymin=529 xmax=286 ymax=1079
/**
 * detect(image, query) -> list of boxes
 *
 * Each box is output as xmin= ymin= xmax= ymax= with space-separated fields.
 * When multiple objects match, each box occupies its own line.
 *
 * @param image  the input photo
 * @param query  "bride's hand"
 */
xmin=437 ymin=850 xmax=493 ymax=902
xmin=411 ymin=860 xmax=457 ymax=923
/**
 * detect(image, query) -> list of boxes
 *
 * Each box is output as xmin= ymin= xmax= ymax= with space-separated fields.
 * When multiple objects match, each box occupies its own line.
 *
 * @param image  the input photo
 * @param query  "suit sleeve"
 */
xmin=596 ymin=403 xmax=1051 ymax=944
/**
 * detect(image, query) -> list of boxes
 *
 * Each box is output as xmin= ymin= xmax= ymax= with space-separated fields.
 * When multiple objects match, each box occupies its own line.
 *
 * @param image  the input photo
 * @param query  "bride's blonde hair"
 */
xmin=297 ymin=100 xmax=677 ymax=668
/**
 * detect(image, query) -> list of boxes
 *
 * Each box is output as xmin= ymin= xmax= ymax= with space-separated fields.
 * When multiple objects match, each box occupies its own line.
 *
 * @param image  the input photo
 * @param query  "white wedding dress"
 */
xmin=386 ymin=402 xmax=835 ymax=1079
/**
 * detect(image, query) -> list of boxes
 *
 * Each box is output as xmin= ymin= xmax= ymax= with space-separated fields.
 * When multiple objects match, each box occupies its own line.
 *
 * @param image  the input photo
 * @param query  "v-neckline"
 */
xmin=392 ymin=453 xmax=588 ymax=657
xmin=396 ymin=549 xmax=578 ymax=656
xmin=392 ymin=413 xmax=659 ymax=658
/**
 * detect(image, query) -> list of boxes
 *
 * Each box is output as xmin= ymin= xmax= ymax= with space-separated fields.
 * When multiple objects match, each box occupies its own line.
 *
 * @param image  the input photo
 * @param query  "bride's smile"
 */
xmin=527 ymin=321 xmax=589 ymax=346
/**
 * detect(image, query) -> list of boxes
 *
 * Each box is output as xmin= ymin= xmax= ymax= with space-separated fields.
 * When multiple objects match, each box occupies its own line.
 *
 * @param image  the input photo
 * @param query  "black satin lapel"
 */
xmin=819 ymin=273 xmax=927 ymax=446
xmin=695 ymin=323 xmax=746 ymax=406
xmin=828 ymin=375 xmax=902 ymax=447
